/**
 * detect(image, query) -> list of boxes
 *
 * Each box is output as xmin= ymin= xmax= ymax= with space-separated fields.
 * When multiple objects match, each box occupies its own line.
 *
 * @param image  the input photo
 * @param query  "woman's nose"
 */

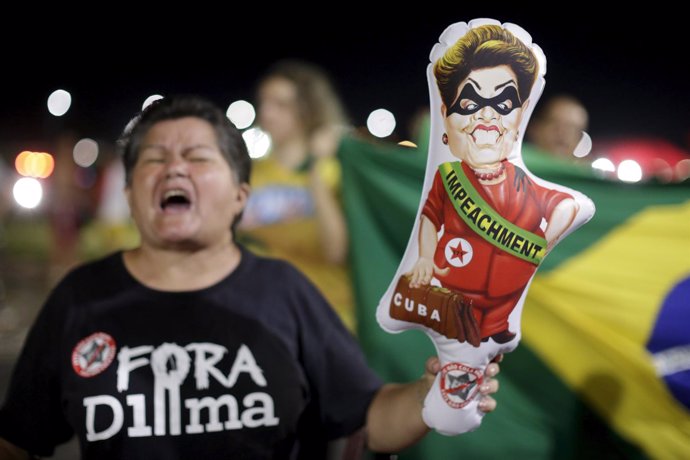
xmin=164 ymin=157 xmax=189 ymax=178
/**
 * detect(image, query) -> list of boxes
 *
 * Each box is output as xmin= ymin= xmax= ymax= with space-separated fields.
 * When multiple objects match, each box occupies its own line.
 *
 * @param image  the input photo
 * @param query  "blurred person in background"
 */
xmin=0 ymin=96 xmax=500 ymax=459
xmin=47 ymin=135 xmax=93 ymax=283
xmin=526 ymin=94 xmax=588 ymax=158
xmin=239 ymin=61 xmax=355 ymax=330
xmin=79 ymin=152 xmax=139 ymax=260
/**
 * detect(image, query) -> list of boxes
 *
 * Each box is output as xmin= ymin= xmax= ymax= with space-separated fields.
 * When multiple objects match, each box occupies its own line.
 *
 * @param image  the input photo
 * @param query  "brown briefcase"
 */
xmin=389 ymin=275 xmax=481 ymax=347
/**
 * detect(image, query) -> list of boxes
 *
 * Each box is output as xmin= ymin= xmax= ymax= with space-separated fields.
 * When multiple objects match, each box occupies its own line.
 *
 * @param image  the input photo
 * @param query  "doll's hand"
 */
xmin=407 ymin=257 xmax=435 ymax=288
xmin=406 ymin=257 xmax=449 ymax=288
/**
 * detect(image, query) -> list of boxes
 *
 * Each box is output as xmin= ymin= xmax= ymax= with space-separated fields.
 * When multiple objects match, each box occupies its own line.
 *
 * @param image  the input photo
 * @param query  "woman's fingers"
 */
xmin=478 ymin=395 xmax=496 ymax=412
xmin=419 ymin=357 xmax=499 ymax=412
xmin=479 ymin=378 xmax=499 ymax=395
xmin=425 ymin=356 xmax=441 ymax=375
xmin=478 ymin=362 xmax=500 ymax=411
xmin=485 ymin=362 xmax=500 ymax=378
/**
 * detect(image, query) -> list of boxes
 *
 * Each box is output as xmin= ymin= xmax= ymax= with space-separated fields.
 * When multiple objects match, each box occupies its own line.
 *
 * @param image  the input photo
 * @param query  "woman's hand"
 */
xmin=419 ymin=355 xmax=502 ymax=412
xmin=309 ymin=124 xmax=345 ymax=159
xmin=366 ymin=354 xmax=503 ymax=453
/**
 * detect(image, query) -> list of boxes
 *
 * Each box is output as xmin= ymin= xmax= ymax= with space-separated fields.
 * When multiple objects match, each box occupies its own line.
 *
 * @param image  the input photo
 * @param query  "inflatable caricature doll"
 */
xmin=377 ymin=19 xmax=595 ymax=435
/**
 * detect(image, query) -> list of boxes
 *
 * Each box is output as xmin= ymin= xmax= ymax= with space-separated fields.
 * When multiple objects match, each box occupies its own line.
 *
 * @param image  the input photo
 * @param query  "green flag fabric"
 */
xmin=339 ymin=135 xmax=690 ymax=459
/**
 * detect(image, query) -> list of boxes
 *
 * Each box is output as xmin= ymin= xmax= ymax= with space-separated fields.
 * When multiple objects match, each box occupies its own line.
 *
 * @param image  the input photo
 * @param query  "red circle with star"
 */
xmin=71 ymin=332 xmax=117 ymax=378
xmin=444 ymin=238 xmax=473 ymax=267
xmin=440 ymin=362 xmax=483 ymax=409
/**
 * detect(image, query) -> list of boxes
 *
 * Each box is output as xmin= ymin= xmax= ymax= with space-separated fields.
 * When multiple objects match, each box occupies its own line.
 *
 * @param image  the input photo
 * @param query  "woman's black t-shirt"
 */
xmin=0 ymin=248 xmax=382 ymax=459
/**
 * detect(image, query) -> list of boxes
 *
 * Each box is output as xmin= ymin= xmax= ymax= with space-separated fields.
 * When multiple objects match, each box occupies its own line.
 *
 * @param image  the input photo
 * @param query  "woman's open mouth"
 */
xmin=160 ymin=189 xmax=192 ymax=213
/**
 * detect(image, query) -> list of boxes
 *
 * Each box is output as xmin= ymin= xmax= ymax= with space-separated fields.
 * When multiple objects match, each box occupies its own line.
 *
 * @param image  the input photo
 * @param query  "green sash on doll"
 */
xmin=439 ymin=161 xmax=547 ymax=265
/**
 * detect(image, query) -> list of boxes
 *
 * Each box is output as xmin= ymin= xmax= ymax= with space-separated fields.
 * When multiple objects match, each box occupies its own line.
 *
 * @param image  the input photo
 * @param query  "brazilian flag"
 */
xmin=339 ymin=133 xmax=690 ymax=459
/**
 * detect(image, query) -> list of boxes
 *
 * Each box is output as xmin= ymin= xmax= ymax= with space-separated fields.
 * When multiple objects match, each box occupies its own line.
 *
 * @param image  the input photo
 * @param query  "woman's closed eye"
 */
xmin=140 ymin=154 xmax=165 ymax=164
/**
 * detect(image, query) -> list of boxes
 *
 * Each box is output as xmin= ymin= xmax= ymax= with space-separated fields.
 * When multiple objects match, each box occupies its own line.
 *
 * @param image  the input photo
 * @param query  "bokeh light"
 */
xmin=573 ymin=132 xmax=592 ymax=158
xmin=226 ymin=100 xmax=256 ymax=130
xmin=13 ymin=177 xmax=43 ymax=209
xmin=47 ymin=89 xmax=72 ymax=117
xmin=15 ymin=151 xmax=55 ymax=178
xmin=591 ymin=157 xmax=615 ymax=173
xmin=676 ymin=159 xmax=690 ymax=181
xmin=652 ymin=158 xmax=673 ymax=183
xmin=617 ymin=159 xmax=643 ymax=183
xmin=367 ymin=109 xmax=396 ymax=138
xmin=73 ymin=138 xmax=99 ymax=168
xmin=242 ymin=127 xmax=271 ymax=159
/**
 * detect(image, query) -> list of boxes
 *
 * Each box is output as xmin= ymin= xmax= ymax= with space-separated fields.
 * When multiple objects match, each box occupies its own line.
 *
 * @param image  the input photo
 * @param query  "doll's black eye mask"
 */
xmin=447 ymin=85 xmax=522 ymax=117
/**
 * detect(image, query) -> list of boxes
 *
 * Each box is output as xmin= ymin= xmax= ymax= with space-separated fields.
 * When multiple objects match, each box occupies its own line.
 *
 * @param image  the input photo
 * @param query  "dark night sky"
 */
xmin=1 ymin=9 xmax=688 ymax=158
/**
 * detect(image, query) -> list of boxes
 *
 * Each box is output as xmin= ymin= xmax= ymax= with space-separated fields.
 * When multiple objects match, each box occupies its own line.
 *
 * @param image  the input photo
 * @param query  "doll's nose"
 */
xmin=478 ymin=105 xmax=497 ymax=121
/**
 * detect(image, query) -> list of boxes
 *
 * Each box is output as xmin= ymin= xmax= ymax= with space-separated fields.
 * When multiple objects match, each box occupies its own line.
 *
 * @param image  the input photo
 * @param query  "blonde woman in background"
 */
xmin=240 ymin=61 xmax=355 ymax=330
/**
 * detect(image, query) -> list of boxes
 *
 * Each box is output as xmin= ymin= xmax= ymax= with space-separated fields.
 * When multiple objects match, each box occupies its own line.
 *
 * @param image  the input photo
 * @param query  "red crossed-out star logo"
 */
xmin=444 ymin=237 xmax=473 ymax=267
xmin=440 ymin=362 xmax=483 ymax=409
xmin=72 ymin=332 xmax=117 ymax=378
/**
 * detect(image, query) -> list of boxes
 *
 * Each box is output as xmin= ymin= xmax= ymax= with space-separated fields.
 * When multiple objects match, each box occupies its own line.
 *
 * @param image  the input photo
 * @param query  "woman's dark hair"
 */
xmin=119 ymin=95 xmax=250 ymax=185
xmin=118 ymin=95 xmax=251 ymax=233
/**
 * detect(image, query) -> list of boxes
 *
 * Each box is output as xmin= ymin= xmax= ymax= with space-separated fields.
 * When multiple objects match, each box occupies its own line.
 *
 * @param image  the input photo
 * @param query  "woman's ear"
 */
xmin=441 ymin=103 xmax=447 ymax=118
xmin=236 ymin=183 xmax=251 ymax=210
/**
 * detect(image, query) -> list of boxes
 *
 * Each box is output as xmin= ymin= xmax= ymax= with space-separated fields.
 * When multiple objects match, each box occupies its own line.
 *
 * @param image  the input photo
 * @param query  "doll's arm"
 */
xmin=545 ymin=198 xmax=579 ymax=249
xmin=407 ymin=216 xmax=448 ymax=287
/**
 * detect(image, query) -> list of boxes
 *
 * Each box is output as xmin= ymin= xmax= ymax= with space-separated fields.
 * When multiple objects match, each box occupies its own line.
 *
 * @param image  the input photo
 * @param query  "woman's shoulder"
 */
xmin=239 ymin=248 xmax=329 ymax=304
xmin=240 ymin=247 xmax=306 ymax=283
xmin=37 ymin=252 xmax=128 ymax=315
xmin=54 ymin=252 xmax=128 ymax=296
xmin=67 ymin=251 xmax=124 ymax=277
xmin=239 ymin=247 xmax=343 ymax=326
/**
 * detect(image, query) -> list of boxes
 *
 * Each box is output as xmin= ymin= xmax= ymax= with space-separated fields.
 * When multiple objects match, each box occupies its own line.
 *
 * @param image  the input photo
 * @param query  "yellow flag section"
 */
xmin=524 ymin=200 xmax=690 ymax=459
